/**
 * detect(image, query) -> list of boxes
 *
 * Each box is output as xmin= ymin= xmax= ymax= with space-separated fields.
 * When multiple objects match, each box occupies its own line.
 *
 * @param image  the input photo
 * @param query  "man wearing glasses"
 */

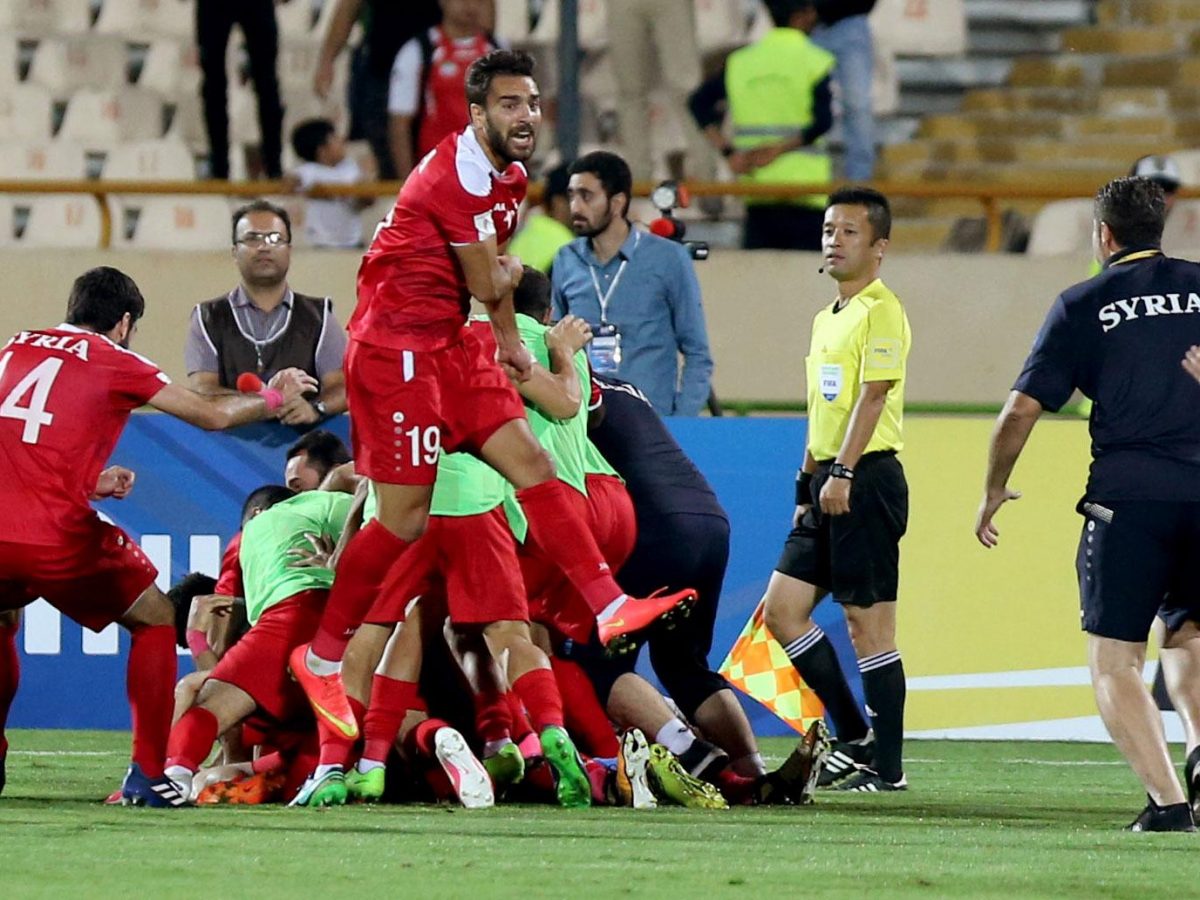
xmin=184 ymin=200 xmax=348 ymax=426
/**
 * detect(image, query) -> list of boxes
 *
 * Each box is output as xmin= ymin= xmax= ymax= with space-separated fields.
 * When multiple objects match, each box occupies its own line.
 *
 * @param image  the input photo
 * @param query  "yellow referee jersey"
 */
xmin=805 ymin=278 xmax=910 ymax=461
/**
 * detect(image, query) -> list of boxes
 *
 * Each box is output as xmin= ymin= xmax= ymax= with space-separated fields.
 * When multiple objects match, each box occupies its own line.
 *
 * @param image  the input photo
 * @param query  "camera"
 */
xmin=648 ymin=181 xmax=709 ymax=261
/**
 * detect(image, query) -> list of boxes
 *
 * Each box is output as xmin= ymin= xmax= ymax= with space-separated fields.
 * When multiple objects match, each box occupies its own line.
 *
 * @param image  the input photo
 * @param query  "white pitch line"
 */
xmin=9 ymin=750 xmax=122 ymax=757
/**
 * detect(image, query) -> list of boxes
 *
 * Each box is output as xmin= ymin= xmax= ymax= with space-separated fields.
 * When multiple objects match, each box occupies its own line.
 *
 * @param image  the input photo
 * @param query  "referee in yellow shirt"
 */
xmin=762 ymin=187 xmax=911 ymax=792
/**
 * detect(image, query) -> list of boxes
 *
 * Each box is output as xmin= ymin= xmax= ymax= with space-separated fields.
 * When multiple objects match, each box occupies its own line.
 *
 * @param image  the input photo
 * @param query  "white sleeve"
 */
xmin=387 ymin=39 xmax=424 ymax=116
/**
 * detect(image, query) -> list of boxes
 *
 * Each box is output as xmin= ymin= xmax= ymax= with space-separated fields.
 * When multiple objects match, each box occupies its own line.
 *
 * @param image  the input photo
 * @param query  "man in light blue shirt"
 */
xmin=550 ymin=151 xmax=714 ymax=417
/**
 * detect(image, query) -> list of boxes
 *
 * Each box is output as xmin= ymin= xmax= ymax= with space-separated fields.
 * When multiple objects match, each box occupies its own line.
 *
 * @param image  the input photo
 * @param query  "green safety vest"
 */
xmin=725 ymin=27 xmax=835 ymax=208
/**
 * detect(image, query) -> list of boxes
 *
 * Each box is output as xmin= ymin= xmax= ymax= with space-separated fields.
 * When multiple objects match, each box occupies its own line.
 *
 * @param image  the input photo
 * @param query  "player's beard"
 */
xmin=571 ymin=199 xmax=615 ymax=239
xmin=485 ymin=116 xmax=535 ymax=165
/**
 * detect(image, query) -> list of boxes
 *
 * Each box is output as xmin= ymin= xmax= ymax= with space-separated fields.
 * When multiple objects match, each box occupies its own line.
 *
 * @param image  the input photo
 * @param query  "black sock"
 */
xmin=859 ymin=651 xmax=906 ymax=782
xmin=782 ymin=626 xmax=868 ymax=742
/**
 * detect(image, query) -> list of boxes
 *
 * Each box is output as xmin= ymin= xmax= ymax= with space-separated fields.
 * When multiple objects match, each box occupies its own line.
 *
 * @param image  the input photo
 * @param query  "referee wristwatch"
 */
xmin=311 ymin=399 xmax=329 ymax=418
xmin=829 ymin=462 xmax=855 ymax=481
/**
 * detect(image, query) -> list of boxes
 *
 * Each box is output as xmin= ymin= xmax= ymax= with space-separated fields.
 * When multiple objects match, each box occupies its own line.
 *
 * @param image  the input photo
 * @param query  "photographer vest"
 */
xmin=196 ymin=291 xmax=330 ymax=389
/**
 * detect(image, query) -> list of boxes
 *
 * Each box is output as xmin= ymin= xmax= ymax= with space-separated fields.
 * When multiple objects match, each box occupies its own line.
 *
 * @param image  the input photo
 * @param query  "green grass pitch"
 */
xmin=0 ymin=730 xmax=1194 ymax=899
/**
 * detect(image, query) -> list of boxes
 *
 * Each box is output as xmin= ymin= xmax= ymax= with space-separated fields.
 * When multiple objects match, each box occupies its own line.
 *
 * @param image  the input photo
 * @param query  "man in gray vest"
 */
xmin=184 ymin=200 xmax=348 ymax=426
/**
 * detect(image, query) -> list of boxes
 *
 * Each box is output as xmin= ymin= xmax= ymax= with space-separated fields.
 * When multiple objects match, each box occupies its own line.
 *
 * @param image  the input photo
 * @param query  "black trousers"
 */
xmin=197 ymin=0 xmax=284 ymax=178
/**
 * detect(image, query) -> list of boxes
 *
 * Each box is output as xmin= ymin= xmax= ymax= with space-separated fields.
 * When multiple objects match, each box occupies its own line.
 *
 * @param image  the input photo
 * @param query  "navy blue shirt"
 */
xmin=1014 ymin=248 xmax=1200 ymax=501
xmin=589 ymin=376 xmax=727 ymax=523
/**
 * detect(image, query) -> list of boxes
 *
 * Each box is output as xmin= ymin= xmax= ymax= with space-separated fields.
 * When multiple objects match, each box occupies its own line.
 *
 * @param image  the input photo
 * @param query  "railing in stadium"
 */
xmin=3 ymin=179 xmax=1185 ymax=252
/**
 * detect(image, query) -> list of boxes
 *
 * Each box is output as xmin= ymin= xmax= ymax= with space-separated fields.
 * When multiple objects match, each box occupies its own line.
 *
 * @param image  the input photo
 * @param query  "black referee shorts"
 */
xmin=1077 ymin=499 xmax=1200 ymax=642
xmin=775 ymin=451 xmax=908 ymax=607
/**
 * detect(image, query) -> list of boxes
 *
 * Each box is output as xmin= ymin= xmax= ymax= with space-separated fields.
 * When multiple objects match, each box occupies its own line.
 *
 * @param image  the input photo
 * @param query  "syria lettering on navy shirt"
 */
xmin=1013 ymin=248 xmax=1200 ymax=502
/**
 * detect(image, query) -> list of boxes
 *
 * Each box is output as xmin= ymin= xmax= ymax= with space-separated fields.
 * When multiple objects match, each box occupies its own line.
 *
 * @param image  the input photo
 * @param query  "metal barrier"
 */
xmin=5 ymin=178 xmax=1189 ymax=251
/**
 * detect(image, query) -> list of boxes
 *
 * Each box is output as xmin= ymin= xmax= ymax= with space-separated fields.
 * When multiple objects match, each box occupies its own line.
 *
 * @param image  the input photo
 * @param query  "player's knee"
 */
xmin=762 ymin=592 xmax=797 ymax=638
xmin=122 ymin=584 xmax=175 ymax=629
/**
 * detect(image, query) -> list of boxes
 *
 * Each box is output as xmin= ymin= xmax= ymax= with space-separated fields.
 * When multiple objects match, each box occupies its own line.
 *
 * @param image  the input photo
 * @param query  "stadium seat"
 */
xmin=870 ymin=0 xmax=967 ymax=58
xmin=95 ymin=0 xmax=195 ymax=40
xmin=0 ymin=35 xmax=19 ymax=86
xmin=14 ymin=194 xmax=103 ymax=248
xmin=102 ymin=139 xmax=196 ymax=180
xmin=1162 ymin=199 xmax=1200 ymax=259
xmin=27 ymin=36 xmax=129 ymax=94
xmin=136 ymin=39 xmax=202 ymax=97
xmin=0 ymin=141 xmax=87 ymax=179
xmin=1026 ymin=198 xmax=1093 ymax=256
xmin=57 ymin=88 xmax=164 ymax=148
xmin=1169 ymin=149 xmax=1200 ymax=187
xmin=0 ymin=84 xmax=55 ymax=140
xmin=494 ymin=0 xmax=532 ymax=44
xmin=12 ymin=0 xmax=94 ymax=36
xmin=694 ymin=0 xmax=751 ymax=54
xmin=276 ymin=0 xmax=317 ymax=39
xmin=872 ymin=33 xmax=899 ymax=116
xmin=119 ymin=196 xmax=233 ymax=249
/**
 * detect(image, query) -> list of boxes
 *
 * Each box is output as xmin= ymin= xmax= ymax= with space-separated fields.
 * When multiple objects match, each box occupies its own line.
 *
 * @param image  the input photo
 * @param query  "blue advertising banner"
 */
xmin=10 ymin=415 xmax=860 ymax=737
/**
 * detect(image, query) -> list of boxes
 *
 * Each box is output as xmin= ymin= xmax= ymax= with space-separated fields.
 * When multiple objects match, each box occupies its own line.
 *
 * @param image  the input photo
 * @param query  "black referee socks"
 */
xmin=782 ymin=625 xmax=869 ymax=743
xmin=859 ymin=651 xmax=906 ymax=783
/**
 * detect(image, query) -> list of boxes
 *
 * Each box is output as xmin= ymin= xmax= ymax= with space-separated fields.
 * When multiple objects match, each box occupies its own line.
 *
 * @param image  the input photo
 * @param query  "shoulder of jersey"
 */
xmin=453 ymin=134 xmax=527 ymax=199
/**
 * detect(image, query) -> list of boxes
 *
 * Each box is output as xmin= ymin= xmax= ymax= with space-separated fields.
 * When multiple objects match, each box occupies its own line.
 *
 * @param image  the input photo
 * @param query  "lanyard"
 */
xmin=587 ymin=231 xmax=639 ymax=324
xmin=228 ymin=288 xmax=294 ymax=373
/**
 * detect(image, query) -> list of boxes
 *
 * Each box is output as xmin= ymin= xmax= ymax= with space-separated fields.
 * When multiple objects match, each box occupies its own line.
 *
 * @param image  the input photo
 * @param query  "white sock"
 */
xmin=305 ymin=646 xmax=342 ymax=676
xmin=164 ymin=764 xmax=193 ymax=795
xmin=483 ymin=738 xmax=514 ymax=758
xmin=313 ymin=763 xmax=342 ymax=781
xmin=597 ymin=594 xmax=629 ymax=621
xmin=356 ymin=758 xmax=385 ymax=774
xmin=655 ymin=718 xmax=696 ymax=757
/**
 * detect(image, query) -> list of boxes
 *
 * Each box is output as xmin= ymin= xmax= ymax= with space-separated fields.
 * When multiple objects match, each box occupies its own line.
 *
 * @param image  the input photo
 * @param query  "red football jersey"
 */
xmin=0 ymin=324 xmax=169 ymax=544
xmin=350 ymin=126 xmax=528 ymax=352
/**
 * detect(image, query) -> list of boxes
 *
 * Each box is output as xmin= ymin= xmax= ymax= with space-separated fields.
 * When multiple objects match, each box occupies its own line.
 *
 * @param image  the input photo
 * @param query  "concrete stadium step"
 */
xmin=1008 ymin=58 xmax=1089 ymax=88
xmin=1097 ymin=0 xmax=1200 ymax=26
xmin=1104 ymin=56 xmax=1200 ymax=87
xmin=961 ymin=86 xmax=1171 ymax=116
xmin=919 ymin=113 xmax=1067 ymax=141
xmin=1061 ymin=26 xmax=1182 ymax=55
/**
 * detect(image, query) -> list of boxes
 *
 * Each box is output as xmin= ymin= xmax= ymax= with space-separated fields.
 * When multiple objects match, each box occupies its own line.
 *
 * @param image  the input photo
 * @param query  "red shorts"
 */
xmin=0 ymin=518 xmax=158 ymax=632
xmin=346 ymin=330 xmax=526 ymax=485
xmin=524 ymin=475 xmax=638 ymax=637
xmin=368 ymin=508 xmax=527 ymax=625
xmin=207 ymin=590 xmax=326 ymax=723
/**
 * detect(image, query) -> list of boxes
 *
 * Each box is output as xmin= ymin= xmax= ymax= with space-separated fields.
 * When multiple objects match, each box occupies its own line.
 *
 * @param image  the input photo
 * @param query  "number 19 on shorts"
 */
xmin=393 ymin=412 xmax=441 ymax=469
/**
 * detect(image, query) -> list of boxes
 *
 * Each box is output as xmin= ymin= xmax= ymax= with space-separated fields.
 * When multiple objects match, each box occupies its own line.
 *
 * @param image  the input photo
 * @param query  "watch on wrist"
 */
xmin=829 ymin=462 xmax=855 ymax=481
xmin=311 ymin=399 xmax=328 ymax=418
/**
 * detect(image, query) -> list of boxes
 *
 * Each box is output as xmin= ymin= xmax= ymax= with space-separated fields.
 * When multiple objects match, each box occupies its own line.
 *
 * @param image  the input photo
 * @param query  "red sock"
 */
xmin=512 ymin=668 xmax=564 ymax=732
xmin=0 ymin=620 xmax=19 ymax=756
xmin=473 ymin=686 xmax=512 ymax=744
xmin=550 ymin=657 xmax=619 ymax=758
xmin=318 ymin=695 xmax=367 ymax=768
xmin=584 ymin=756 xmax=610 ymax=804
xmin=252 ymin=751 xmax=285 ymax=775
xmin=127 ymin=624 xmax=176 ymax=777
xmin=516 ymin=481 xmax=623 ymax=615
xmin=716 ymin=769 xmax=758 ymax=806
xmin=363 ymin=675 xmax=421 ymax=763
xmin=311 ymin=520 xmax=410 ymax=661
xmin=406 ymin=717 xmax=447 ymax=759
xmin=165 ymin=706 xmax=219 ymax=773
xmin=507 ymin=692 xmax=535 ymax=742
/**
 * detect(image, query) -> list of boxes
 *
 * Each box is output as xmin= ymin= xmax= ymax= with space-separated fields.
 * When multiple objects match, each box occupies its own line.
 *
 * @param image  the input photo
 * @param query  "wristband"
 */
xmin=795 ymin=470 xmax=813 ymax=505
xmin=260 ymin=388 xmax=284 ymax=412
xmin=185 ymin=628 xmax=211 ymax=658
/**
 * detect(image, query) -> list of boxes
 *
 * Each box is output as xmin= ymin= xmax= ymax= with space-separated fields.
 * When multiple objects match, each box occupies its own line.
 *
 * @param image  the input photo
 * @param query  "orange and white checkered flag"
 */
xmin=718 ymin=599 xmax=824 ymax=735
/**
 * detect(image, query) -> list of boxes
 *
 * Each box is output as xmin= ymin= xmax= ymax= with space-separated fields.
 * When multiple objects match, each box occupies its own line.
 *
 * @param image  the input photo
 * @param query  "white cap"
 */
xmin=1129 ymin=155 xmax=1182 ymax=190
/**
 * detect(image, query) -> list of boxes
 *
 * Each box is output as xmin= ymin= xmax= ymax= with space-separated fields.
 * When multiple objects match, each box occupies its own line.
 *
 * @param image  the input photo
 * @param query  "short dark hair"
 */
xmin=65 ymin=266 xmax=145 ymax=331
xmin=1095 ymin=177 xmax=1166 ymax=249
xmin=826 ymin=186 xmax=892 ymax=242
xmin=286 ymin=429 xmax=352 ymax=476
xmin=513 ymin=266 xmax=552 ymax=321
xmin=167 ymin=572 xmax=217 ymax=649
xmin=544 ymin=163 xmax=570 ymax=204
xmin=568 ymin=151 xmax=632 ymax=216
xmin=240 ymin=484 xmax=295 ymax=526
xmin=766 ymin=0 xmax=814 ymax=27
xmin=466 ymin=48 xmax=536 ymax=108
xmin=231 ymin=199 xmax=292 ymax=245
xmin=291 ymin=118 xmax=336 ymax=163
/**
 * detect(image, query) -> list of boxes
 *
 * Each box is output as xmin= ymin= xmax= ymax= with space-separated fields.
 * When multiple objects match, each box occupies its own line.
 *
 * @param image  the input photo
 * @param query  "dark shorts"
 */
xmin=1077 ymin=499 xmax=1200 ymax=642
xmin=775 ymin=452 xmax=908 ymax=607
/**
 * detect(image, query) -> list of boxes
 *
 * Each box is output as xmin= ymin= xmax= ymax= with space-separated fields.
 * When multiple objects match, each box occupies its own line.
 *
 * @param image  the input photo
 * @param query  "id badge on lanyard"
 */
xmin=589 ymin=322 xmax=622 ymax=375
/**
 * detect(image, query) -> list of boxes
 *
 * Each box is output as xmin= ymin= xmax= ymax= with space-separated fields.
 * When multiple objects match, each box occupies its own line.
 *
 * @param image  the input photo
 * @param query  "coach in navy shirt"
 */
xmin=976 ymin=176 xmax=1200 ymax=833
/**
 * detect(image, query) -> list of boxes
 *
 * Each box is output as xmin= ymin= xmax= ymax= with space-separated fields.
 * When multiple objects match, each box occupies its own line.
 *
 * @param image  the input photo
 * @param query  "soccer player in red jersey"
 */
xmin=290 ymin=49 xmax=695 ymax=745
xmin=0 ymin=267 xmax=315 ymax=806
